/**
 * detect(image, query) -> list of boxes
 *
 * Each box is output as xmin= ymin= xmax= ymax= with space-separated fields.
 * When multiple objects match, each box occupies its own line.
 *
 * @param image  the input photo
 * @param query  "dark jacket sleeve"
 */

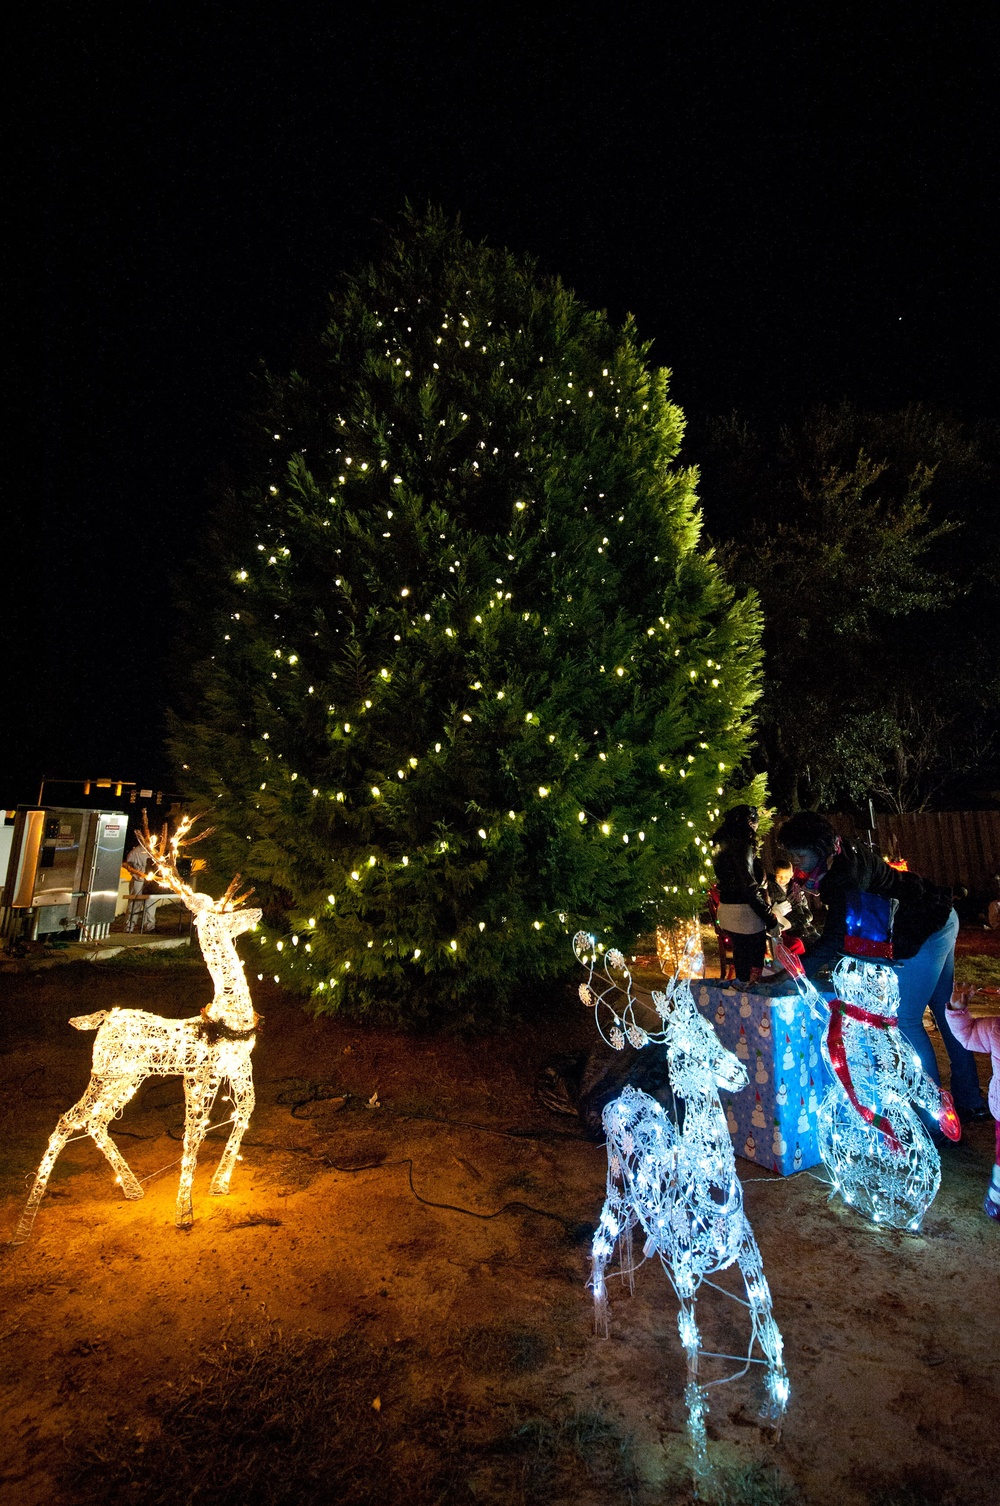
xmin=805 ymin=843 xmax=952 ymax=975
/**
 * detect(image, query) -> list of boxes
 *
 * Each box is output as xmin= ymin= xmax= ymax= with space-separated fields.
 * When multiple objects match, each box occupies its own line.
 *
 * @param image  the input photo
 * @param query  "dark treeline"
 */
xmin=691 ymin=403 xmax=1000 ymax=815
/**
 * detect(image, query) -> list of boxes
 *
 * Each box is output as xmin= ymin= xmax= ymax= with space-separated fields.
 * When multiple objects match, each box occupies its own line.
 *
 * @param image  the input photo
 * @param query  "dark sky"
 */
xmin=6 ymin=5 xmax=998 ymax=806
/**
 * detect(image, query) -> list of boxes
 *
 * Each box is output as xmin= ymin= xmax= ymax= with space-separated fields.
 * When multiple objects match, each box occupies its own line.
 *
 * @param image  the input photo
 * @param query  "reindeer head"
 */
xmin=655 ymin=986 xmax=748 ymax=1096
xmin=198 ymin=905 xmax=262 ymax=939
xmin=832 ymin=956 xmax=898 ymax=1018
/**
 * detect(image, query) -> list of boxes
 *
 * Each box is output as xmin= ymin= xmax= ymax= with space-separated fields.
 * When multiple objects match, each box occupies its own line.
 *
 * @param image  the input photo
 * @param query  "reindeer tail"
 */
xmin=69 ymin=1011 xmax=109 ymax=1031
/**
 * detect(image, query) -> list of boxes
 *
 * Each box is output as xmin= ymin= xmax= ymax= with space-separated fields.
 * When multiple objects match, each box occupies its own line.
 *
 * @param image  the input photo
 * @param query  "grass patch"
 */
xmin=98 ymin=944 xmax=202 ymax=969
xmin=62 ymin=1331 xmax=645 ymax=1506
xmin=953 ymin=953 xmax=1000 ymax=990
xmin=63 ymin=1328 xmax=461 ymax=1506
xmin=460 ymin=1322 xmax=549 ymax=1377
xmin=476 ymin=1410 xmax=639 ymax=1505
xmin=867 ymin=1464 xmax=961 ymax=1506
xmin=706 ymin=1459 xmax=802 ymax=1505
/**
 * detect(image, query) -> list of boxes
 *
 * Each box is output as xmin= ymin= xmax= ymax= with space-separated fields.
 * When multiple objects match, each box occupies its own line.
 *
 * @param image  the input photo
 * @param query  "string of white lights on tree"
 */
xmin=772 ymin=942 xmax=961 ymax=1231
xmin=172 ymin=213 xmax=768 ymax=1024
xmin=575 ymin=930 xmax=788 ymax=1472
xmin=12 ymin=817 xmax=262 ymax=1243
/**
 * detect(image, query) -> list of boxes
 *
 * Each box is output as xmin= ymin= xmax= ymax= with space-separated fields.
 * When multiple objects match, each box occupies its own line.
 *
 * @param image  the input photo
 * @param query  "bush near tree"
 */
xmin=172 ymin=210 xmax=763 ymax=1023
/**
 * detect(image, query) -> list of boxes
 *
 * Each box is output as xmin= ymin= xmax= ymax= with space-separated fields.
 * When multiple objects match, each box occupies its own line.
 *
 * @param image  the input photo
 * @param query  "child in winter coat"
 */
xmin=946 ymin=987 xmax=1000 ymax=1220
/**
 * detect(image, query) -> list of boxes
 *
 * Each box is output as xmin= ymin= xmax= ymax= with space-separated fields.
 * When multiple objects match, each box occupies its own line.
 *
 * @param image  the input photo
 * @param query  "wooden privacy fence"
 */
xmin=764 ymin=811 xmax=1000 ymax=894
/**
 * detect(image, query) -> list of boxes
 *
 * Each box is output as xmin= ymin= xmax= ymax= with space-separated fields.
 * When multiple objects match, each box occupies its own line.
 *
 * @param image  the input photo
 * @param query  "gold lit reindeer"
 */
xmin=12 ymin=816 xmax=261 ymax=1242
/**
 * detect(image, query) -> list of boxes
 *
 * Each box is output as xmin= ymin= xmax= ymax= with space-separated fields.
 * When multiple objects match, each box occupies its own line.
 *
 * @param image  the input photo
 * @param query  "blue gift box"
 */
xmin=693 ymin=981 xmax=832 ymax=1175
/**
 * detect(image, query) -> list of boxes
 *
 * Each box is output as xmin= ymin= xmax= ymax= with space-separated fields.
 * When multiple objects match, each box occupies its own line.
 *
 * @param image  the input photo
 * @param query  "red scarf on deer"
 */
xmin=826 ymin=998 xmax=903 ymax=1154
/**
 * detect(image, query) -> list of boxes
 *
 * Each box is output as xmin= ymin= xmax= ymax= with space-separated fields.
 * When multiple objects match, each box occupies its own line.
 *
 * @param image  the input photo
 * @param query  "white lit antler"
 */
xmin=131 ymin=811 xmax=255 ymax=915
xmin=13 ymin=816 xmax=262 ymax=1243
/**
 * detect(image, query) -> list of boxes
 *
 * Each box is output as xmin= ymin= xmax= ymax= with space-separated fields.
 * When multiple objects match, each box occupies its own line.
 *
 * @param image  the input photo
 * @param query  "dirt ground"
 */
xmin=0 ymin=936 xmax=998 ymax=1506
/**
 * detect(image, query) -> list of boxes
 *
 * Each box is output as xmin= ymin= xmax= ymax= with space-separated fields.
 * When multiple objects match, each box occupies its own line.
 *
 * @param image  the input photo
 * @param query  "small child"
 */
xmin=767 ymin=852 xmax=820 ymax=957
xmin=946 ymin=987 xmax=1000 ymax=1220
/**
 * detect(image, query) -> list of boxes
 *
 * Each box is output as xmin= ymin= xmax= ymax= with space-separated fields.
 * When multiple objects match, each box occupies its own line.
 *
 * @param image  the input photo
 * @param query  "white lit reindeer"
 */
xmin=574 ymin=932 xmax=788 ymax=1469
xmin=13 ymin=816 xmax=261 ymax=1243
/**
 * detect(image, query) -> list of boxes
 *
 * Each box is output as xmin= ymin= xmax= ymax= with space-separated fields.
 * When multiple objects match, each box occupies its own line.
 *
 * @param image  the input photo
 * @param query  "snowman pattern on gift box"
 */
xmin=752 ymin=1092 xmax=767 ymax=1129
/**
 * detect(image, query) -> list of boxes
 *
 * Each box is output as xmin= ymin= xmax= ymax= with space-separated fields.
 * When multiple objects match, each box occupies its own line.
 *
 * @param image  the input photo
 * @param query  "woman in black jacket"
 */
xmin=711 ymin=805 xmax=780 ymax=985
xmin=779 ymin=812 xmax=987 ymax=1125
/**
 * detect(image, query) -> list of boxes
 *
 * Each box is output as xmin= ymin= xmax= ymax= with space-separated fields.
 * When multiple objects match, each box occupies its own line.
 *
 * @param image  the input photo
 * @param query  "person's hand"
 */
xmin=948 ymin=985 xmax=976 ymax=1011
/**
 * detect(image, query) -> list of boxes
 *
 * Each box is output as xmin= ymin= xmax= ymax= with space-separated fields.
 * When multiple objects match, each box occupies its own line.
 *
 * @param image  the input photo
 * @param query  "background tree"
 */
xmin=696 ymin=404 xmax=1000 ymax=813
xmin=172 ymin=210 xmax=763 ymax=1024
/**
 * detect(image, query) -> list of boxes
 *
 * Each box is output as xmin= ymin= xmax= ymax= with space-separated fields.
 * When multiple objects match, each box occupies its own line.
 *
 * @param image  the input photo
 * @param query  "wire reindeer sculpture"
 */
xmin=574 ymin=931 xmax=788 ymax=1471
xmin=12 ymin=816 xmax=261 ymax=1243
xmin=773 ymin=941 xmax=960 ymax=1231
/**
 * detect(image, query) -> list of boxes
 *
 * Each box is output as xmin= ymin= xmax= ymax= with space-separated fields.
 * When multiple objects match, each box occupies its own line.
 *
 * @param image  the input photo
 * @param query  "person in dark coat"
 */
xmin=779 ymin=812 xmax=988 ymax=1126
xmin=711 ymin=805 xmax=780 ymax=986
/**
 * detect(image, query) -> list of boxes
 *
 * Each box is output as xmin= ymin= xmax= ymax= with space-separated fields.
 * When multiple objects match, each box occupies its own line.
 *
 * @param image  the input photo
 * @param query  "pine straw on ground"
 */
xmin=60 ymin=1324 xmax=811 ymax=1506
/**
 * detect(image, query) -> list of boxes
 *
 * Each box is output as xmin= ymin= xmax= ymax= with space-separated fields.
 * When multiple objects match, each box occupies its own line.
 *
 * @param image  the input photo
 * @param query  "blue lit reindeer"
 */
xmin=574 ymin=932 xmax=788 ymax=1469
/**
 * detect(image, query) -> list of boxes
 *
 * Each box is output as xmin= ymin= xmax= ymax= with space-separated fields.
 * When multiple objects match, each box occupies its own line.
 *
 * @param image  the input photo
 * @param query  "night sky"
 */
xmin=6 ymin=7 xmax=998 ymax=808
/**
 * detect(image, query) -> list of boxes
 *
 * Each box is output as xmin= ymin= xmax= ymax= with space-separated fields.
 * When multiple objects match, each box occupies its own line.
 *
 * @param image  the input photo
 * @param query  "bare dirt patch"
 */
xmin=1 ymin=949 xmax=997 ymax=1505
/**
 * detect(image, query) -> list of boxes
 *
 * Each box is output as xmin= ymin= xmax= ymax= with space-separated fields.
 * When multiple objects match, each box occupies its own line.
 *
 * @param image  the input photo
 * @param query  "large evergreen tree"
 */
xmin=173 ymin=210 xmax=762 ymax=1023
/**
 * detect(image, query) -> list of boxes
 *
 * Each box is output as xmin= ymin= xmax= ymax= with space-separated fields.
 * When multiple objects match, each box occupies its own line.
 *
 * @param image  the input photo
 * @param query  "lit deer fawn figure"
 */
xmin=13 ymin=817 xmax=261 ymax=1243
xmin=773 ymin=942 xmax=960 ymax=1231
xmin=574 ymin=933 xmax=788 ymax=1470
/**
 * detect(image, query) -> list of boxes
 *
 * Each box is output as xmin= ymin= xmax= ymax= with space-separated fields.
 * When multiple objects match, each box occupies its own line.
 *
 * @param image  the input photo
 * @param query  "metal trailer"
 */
xmin=0 ymin=806 xmax=129 ymax=943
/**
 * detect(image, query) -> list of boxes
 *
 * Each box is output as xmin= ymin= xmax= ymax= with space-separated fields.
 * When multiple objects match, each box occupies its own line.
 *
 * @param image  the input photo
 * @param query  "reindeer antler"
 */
xmin=129 ymin=812 xmax=255 ymax=914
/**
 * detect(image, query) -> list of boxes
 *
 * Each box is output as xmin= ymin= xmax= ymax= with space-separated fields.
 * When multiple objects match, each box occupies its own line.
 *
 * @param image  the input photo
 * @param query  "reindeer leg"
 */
xmin=88 ymin=1075 xmax=146 ymax=1200
xmin=677 ymin=1287 xmax=710 ymax=1482
xmin=736 ymin=1224 xmax=788 ymax=1435
xmin=11 ymin=1087 xmax=98 ymax=1245
xmin=618 ymin=1205 xmax=638 ymax=1295
xmin=588 ymin=1190 xmax=625 ymax=1338
xmin=175 ymin=1070 xmax=220 ymax=1230
xmin=209 ymin=1060 xmax=255 ymax=1196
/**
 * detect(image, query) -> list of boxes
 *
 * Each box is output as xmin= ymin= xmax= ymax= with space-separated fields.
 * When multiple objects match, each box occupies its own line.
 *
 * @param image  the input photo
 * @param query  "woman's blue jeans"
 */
xmin=893 ymin=908 xmax=985 ymax=1113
